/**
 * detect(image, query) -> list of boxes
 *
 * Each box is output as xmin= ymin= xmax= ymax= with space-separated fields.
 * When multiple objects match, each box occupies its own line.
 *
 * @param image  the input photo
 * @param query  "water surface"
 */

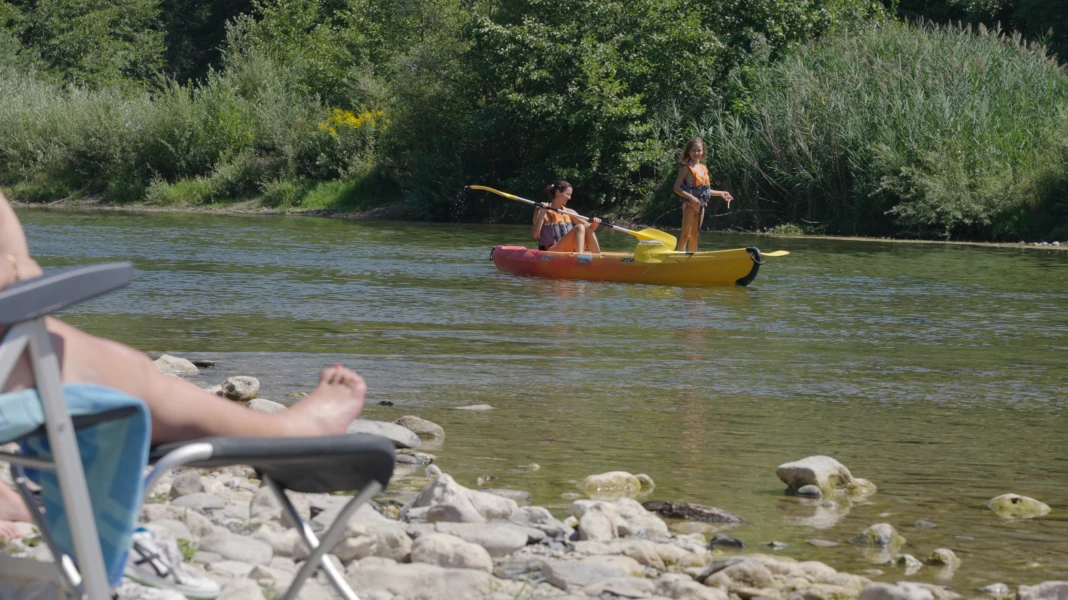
xmin=18 ymin=208 xmax=1068 ymax=589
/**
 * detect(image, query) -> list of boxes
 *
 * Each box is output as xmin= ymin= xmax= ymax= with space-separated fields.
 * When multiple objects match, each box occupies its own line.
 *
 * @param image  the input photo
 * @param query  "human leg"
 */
xmin=677 ymin=204 xmax=697 ymax=252
xmin=584 ymin=228 xmax=600 ymax=253
xmin=547 ymin=224 xmax=588 ymax=254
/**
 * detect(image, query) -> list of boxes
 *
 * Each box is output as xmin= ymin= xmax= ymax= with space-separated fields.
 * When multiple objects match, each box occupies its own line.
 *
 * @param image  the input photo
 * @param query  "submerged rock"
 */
xmin=926 ymin=548 xmax=961 ymax=568
xmin=580 ymin=471 xmax=654 ymax=499
xmin=986 ymin=494 xmax=1050 ymax=519
xmin=1017 ymin=581 xmax=1068 ymax=600
xmin=642 ymin=500 xmax=745 ymax=524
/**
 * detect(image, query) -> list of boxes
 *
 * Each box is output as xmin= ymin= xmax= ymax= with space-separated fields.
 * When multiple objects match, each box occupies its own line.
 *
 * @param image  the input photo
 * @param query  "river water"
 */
xmin=17 ymin=208 xmax=1068 ymax=589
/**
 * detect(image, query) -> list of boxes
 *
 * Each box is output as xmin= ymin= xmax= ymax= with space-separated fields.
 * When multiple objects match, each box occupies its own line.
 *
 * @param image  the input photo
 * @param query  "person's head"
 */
xmin=680 ymin=137 xmax=707 ymax=164
xmin=545 ymin=180 xmax=573 ymax=205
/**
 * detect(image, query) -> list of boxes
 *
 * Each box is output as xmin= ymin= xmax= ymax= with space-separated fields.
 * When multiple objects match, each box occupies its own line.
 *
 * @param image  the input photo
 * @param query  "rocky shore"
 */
xmin=1 ymin=358 xmax=1062 ymax=600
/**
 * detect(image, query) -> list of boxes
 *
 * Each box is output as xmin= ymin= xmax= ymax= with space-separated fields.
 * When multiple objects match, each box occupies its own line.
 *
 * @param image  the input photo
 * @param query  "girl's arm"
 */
xmin=562 ymin=209 xmax=600 ymax=230
xmin=672 ymin=165 xmax=701 ymax=206
xmin=712 ymin=190 xmax=734 ymax=206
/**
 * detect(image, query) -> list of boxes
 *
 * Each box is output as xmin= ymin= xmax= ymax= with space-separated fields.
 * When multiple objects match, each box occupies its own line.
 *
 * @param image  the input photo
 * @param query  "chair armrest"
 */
xmin=0 ymin=263 xmax=133 ymax=326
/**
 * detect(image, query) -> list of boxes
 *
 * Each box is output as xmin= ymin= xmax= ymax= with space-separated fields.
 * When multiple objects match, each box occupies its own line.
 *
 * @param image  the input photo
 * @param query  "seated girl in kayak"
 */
xmin=532 ymin=180 xmax=601 ymax=253
xmin=673 ymin=137 xmax=733 ymax=252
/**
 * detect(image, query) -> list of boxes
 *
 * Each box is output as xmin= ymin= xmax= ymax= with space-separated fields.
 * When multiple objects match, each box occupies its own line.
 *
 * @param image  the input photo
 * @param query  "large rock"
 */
xmin=509 ymin=506 xmax=573 ymax=538
xmin=657 ymin=573 xmax=729 ymax=600
xmin=402 ymin=473 xmax=517 ymax=523
xmin=247 ymin=399 xmax=286 ymax=415
xmin=987 ymin=494 xmax=1050 ymax=519
xmin=154 ymin=354 xmax=199 ymax=375
xmin=433 ymin=522 xmax=530 ymax=558
xmin=216 ymin=376 xmax=260 ymax=402
xmin=347 ymin=419 xmax=421 ymax=449
xmin=541 ymin=555 xmax=643 ymax=591
xmin=776 ymin=456 xmax=876 ymax=496
xmin=579 ymin=503 xmax=619 ymax=541
xmin=394 ymin=415 xmax=445 ymax=440
xmin=169 ymin=471 xmax=205 ymax=499
xmin=410 ymin=533 xmax=493 ymax=572
xmin=1017 ymin=581 xmax=1068 ymax=600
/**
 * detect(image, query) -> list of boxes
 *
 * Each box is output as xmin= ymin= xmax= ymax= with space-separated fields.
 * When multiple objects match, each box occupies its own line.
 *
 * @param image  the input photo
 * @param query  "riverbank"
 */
xmin=3 ymin=358 xmax=1061 ymax=600
xmin=11 ymin=198 xmax=1068 ymax=251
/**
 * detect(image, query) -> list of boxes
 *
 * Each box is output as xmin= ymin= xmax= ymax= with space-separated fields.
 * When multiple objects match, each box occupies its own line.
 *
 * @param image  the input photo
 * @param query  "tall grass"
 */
xmin=0 ymin=53 xmax=387 ymax=208
xmin=699 ymin=21 xmax=1068 ymax=240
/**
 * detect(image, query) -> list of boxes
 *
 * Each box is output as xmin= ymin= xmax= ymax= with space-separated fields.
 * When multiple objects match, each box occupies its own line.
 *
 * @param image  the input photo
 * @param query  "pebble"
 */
xmin=807 ymin=539 xmax=839 ymax=548
xmin=913 ymin=520 xmax=937 ymax=528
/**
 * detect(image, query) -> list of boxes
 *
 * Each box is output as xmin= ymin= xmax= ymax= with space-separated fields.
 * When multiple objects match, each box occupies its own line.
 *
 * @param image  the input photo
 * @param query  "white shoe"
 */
xmin=113 ymin=579 xmax=187 ymax=600
xmin=124 ymin=529 xmax=221 ymax=600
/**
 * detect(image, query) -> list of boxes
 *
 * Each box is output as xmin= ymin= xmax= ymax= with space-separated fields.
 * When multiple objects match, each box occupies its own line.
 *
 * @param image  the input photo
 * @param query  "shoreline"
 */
xmin=12 ymin=199 xmax=1068 ymax=252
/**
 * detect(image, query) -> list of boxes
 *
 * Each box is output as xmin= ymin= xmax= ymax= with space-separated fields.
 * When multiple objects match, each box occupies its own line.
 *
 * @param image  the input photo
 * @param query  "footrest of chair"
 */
xmin=149 ymin=434 xmax=395 ymax=493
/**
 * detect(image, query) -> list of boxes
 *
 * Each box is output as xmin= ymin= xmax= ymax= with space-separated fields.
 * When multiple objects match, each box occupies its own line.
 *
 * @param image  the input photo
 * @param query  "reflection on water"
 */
xmin=17 ymin=208 xmax=1068 ymax=588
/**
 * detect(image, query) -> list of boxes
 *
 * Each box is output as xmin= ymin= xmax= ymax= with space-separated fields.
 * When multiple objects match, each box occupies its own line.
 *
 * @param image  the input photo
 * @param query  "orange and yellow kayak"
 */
xmin=490 ymin=244 xmax=766 ymax=286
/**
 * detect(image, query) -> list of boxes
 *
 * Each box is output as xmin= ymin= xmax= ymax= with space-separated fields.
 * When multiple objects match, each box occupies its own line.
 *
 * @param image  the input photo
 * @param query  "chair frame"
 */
xmin=0 ymin=263 xmax=392 ymax=600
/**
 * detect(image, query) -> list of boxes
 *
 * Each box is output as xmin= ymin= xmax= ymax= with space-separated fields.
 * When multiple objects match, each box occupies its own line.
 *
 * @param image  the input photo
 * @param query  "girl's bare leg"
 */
xmin=677 ymin=205 xmax=695 ymax=251
xmin=584 ymin=229 xmax=600 ymax=253
xmin=0 ymin=483 xmax=33 ymax=538
xmin=547 ymin=224 xmax=588 ymax=254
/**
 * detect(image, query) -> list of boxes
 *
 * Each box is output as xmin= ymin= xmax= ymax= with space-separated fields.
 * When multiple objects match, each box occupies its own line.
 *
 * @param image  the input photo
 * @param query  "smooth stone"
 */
xmin=859 ymin=582 xmax=935 ymax=600
xmin=199 ymin=533 xmax=273 ymax=564
xmin=394 ymin=415 xmax=445 ymax=440
xmin=208 ymin=560 xmax=255 ymax=579
xmin=216 ymin=578 xmax=267 ymax=600
xmin=410 ymin=533 xmax=493 ymax=573
xmin=171 ymin=492 xmax=227 ymax=511
xmin=913 ymin=520 xmax=937 ymax=529
xmin=154 ymin=354 xmax=199 ymax=375
xmin=541 ymin=555 xmax=643 ymax=591
xmin=927 ymin=548 xmax=961 ymax=567
xmin=582 ymin=577 xmax=656 ymax=597
xmin=977 ymin=583 xmax=1011 ymax=597
xmin=709 ymin=533 xmax=745 ymax=549
xmin=345 ymin=562 xmax=504 ymax=600
xmin=987 ymin=494 xmax=1050 ymax=519
xmin=642 ymin=500 xmax=745 ymax=524
xmin=852 ymin=523 xmax=906 ymax=549
xmin=347 ymin=419 xmax=422 ymax=449
xmin=657 ymin=575 xmax=730 ymax=600
xmin=796 ymin=485 xmax=824 ymax=498
xmin=169 ymin=471 xmax=205 ymax=499
xmin=896 ymin=554 xmax=923 ymax=575
xmin=454 ymin=404 xmax=494 ymax=410
xmin=776 ymin=455 xmax=856 ymax=494
xmin=217 ymin=376 xmax=260 ymax=402
xmin=1018 ymin=581 xmax=1068 ymax=600
xmin=247 ymin=398 xmax=286 ymax=415
xmin=432 ymin=522 xmax=530 ymax=558
xmin=807 ymin=539 xmax=839 ymax=548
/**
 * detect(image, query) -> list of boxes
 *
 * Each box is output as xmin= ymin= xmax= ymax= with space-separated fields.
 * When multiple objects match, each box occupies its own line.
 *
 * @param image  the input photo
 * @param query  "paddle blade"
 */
xmin=631 ymin=228 xmax=677 ymax=249
xmin=763 ymin=250 xmax=790 ymax=257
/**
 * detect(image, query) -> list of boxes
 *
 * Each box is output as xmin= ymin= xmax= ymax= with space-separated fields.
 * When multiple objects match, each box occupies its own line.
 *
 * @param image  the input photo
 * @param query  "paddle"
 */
xmin=469 ymin=185 xmax=678 ymax=249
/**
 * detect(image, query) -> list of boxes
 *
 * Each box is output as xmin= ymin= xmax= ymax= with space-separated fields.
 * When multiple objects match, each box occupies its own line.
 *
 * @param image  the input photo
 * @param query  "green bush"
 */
xmin=700 ymin=21 xmax=1068 ymax=239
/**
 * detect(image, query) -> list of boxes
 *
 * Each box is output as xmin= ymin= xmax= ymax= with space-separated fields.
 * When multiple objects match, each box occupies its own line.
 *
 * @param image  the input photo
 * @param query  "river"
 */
xmin=17 ymin=208 xmax=1068 ymax=589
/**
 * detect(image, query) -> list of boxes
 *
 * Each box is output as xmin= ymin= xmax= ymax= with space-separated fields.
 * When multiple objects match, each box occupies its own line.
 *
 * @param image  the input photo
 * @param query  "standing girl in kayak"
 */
xmin=532 ymin=180 xmax=601 ymax=253
xmin=673 ymin=137 xmax=733 ymax=252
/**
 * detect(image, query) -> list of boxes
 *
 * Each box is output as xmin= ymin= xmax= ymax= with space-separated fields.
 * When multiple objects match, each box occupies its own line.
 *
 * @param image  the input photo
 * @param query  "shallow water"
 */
xmin=17 ymin=208 xmax=1068 ymax=589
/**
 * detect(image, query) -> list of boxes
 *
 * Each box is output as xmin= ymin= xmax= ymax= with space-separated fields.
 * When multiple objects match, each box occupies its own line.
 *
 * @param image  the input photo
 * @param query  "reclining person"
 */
xmin=0 ymin=190 xmax=368 ymax=579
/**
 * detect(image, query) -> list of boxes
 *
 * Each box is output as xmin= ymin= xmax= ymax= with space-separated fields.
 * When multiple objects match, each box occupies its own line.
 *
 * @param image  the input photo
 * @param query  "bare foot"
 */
xmin=281 ymin=366 xmax=366 ymax=437
xmin=0 ymin=484 xmax=33 ymax=523
xmin=0 ymin=520 xmax=22 ymax=541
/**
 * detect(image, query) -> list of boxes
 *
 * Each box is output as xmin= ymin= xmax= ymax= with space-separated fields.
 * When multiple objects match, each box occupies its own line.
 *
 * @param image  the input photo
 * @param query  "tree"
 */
xmin=10 ymin=0 xmax=165 ymax=86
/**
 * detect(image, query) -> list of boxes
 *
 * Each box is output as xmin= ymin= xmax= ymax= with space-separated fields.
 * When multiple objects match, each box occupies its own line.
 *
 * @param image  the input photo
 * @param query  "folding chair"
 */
xmin=0 ymin=262 xmax=396 ymax=600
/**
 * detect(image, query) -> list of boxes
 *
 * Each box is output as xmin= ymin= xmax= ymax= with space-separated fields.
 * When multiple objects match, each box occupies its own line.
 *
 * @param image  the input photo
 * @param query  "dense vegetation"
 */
xmin=0 ymin=0 xmax=1066 ymax=240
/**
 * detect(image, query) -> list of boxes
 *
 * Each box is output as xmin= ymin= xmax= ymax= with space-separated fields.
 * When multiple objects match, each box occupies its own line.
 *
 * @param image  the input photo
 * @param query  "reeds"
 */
xmin=699 ymin=21 xmax=1068 ymax=240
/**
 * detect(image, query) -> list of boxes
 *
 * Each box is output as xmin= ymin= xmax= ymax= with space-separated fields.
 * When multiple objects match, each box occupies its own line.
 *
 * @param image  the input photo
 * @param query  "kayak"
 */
xmin=490 ymin=244 xmax=766 ymax=286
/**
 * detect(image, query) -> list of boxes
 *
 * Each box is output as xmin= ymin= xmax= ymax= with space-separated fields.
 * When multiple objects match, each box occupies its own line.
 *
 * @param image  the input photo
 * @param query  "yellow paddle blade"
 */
xmin=468 ymin=185 xmax=519 ymax=201
xmin=631 ymin=228 xmax=677 ymax=249
xmin=762 ymin=250 xmax=790 ymax=257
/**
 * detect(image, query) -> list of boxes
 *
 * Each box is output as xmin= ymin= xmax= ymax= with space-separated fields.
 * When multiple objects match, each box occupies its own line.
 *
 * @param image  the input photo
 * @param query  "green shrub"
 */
xmin=700 ymin=21 xmax=1068 ymax=240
